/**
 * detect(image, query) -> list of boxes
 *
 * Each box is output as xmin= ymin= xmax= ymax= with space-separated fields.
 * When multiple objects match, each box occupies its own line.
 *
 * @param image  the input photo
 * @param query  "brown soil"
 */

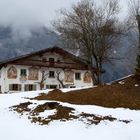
xmin=30 ymin=103 xmax=77 ymax=125
xmin=31 ymin=102 xmax=59 ymax=115
xmin=11 ymin=102 xmax=32 ymax=114
xmin=32 ymin=76 xmax=140 ymax=110
xmin=11 ymin=101 xmax=131 ymax=125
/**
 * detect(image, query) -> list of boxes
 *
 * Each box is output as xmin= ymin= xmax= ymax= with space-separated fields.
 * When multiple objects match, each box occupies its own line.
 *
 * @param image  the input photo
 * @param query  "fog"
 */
xmin=0 ymin=0 xmax=81 ymax=29
xmin=0 ymin=0 xmax=128 ymax=36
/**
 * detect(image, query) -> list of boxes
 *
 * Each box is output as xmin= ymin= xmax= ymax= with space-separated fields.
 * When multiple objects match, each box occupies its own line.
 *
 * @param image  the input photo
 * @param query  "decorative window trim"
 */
xmin=49 ymin=71 xmax=55 ymax=78
xmin=24 ymin=84 xmax=36 ymax=91
xmin=9 ymin=84 xmax=22 ymax=91
xmin=75 ymin=72 xmax=81 ymax=80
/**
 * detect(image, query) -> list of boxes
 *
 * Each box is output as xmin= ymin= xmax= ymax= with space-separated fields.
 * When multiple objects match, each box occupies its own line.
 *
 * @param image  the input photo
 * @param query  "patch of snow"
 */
xmin=111 ymin=74 xmax=133 ymax=83
xmin=61 ymin=86 xmax=96 ymax=93
xmin=106 ymin=83 xmax=112 ymax=85
xmin=0 ymin=89 xmax=140 ymax=140
xmin=135 ymin=84 xmax=139 ymax=87
xmin=118 ymin=81 xmax=125 ymax=85
xmin=39 ymin=109 xmax=57 ymax=118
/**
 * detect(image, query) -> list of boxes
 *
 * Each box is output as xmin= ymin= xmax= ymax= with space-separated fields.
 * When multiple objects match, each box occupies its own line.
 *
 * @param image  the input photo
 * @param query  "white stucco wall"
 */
xmin=0 ymin=52 xmax=93 ymax=93
xmin=0 ymin=65 xmax=93 ymax=93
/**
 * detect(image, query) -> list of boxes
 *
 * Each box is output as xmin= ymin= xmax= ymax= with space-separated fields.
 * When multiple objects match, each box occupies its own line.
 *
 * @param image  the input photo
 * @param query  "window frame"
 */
xmin=49 ymin=58 xmax=55 ymax=66
xmin=75 ymin=72 xmax=81 ymax=80
xmin=20 ymin=69 xmax=27 ymax=76
xmin=49 ymin=71 xmax=55 ymax=78
xmin=46 ymin=85 xmax=57 ymax=89
xmin=24 ymin=84 xmax=36 ymax=91
xmin=9 ymin=84 xmax=22 ymax=91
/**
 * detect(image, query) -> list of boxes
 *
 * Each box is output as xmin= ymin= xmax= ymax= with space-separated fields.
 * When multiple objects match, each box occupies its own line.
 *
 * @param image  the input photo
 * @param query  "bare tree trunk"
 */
xmin=39 ymin=70 xmax=49 ymax=90
xmin=88 ymin=64 xmax=98 ymax=85
xmin=137 ymin=15 xmax=140 ymax=49
xmin=56 ymin=72 xmax=65 ymax=88
xmin=53 ymin=0 xmax=122 ymax=85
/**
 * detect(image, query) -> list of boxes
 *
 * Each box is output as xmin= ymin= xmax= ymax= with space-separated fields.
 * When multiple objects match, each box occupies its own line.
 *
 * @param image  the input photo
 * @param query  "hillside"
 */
xmin=33 ymin=75 xmax=140 ymax=110
xmin=0 ymin=26 xmax=60 ymax=61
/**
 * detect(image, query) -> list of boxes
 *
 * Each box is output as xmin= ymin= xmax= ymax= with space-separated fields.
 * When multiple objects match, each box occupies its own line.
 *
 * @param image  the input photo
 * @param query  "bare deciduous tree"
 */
xmin=39 ymin=70 xmax=65 ymax=89
xmin=55 ymin=71 xmax=65 ymax=88
xmin=128 ymin=0 xmax=140 ymax=47
xmin=128 ymin=0 xmax=140 ymax=74
xmin=53 ymin=0 xmax=123 ymax=84
xmin=39 ymin=70 xmax=49 ymax=90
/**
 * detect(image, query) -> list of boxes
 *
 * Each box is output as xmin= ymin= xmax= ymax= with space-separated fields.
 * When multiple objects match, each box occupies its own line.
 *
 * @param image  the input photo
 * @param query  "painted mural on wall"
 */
xmin=20 ymin=75 xmax=27 ymax=82
xmin=7 ymin=66 xmax=18 ymax=79
xmin=83 ymin=71 xmax=92 ymax=83
xmin=28 ymin=67 xmax=39 ymax=80
xmin=64 ymin=70 xmax=74 ymax=83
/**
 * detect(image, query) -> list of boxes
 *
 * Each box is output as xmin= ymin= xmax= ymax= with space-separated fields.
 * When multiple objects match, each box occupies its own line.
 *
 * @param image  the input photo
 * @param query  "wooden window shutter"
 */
xmin=9 ymin=84 xmax=12 ymax=91
xmin=24 ymin=85 xmax=28 ymax=91
xmin=33 ymin=85 xmax=36 ymax=90
xmin=18 ymin=85 xmax=22 ymax=91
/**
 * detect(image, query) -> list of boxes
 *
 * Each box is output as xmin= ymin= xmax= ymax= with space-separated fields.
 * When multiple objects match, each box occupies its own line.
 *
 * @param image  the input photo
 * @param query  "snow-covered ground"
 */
xmin=0 ymin=89 xmax=140 ymax=140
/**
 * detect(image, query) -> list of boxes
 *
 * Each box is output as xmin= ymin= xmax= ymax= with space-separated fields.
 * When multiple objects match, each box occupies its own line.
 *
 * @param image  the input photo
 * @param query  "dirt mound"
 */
xmin=34 ymin=89 xmax=63 ymax=100
xmin=11 ymin=102 xmax=32 ymax=114
xmin=33 ymin=76 xmax=140 ymax=110
xmin=31 ymin=102 xmax=59 ymax=115
xmin=10 ymin=101 xmax=131 ymax=125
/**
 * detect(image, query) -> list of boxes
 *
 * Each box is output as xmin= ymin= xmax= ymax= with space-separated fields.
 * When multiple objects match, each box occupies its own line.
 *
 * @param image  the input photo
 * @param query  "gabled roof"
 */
xmin=0 ymin=46 xmax=88 ymax=68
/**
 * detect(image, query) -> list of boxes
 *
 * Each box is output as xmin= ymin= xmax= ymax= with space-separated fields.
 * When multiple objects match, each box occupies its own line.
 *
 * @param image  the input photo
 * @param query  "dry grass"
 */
xmin=33 ymin=76 xmax=140 ymax=110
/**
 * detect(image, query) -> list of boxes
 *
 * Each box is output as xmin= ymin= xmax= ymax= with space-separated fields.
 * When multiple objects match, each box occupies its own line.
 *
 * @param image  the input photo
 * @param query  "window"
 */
xmin=24 ymin=84 xmax=36 ymax=91
xmin=49 ymin=71 xmax=55 ymax=78
xmin=57 ymin=59 xmax=61 ymax=63
xmin=49 ymin=58 xmax=55 ymax=66
xmin=46 ymin=85 xmax=57 ymax=89
xmin=9 ymin=84 xmax=21 ymax=91
xmin=70 ymin=85 xmax=76 ymax=88
xmin=20 ymin=69 xmax=27 ymax=76
xmin=75 ymin=72 xmax=81 ymax=80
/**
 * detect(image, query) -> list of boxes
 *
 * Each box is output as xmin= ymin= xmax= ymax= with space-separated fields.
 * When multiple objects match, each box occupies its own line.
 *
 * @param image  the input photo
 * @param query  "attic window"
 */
xmin=49 ymin=58 xmax=55 ymax=66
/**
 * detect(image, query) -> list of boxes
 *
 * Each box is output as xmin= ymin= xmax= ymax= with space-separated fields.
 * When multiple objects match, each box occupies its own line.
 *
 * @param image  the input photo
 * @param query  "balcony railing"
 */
xmin=13 ymin=60 xmax=88 ymax=70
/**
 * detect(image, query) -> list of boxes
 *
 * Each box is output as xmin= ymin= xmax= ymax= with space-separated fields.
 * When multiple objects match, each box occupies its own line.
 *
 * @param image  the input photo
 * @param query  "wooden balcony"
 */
xmin=12 ymin=60 xmax=88 ymax=70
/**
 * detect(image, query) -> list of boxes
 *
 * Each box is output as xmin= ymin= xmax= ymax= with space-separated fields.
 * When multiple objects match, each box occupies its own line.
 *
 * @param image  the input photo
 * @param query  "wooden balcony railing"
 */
xmin=12 ymin=60 xmax=88 ymax=70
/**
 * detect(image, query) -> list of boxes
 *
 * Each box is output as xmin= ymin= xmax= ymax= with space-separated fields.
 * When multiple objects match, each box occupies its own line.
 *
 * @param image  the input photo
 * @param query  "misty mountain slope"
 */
xmin=0 ymin=27 xmax=60 ymax=61
xmin=102 ymin=34 xmax=137 ymax=82
xmin=0 ymin=26 xmax=137 ymax=82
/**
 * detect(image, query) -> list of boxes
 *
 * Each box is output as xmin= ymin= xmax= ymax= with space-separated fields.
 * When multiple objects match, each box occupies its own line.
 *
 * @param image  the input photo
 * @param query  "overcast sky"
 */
xmin=0 ymin=0 xmax=128 ymax=33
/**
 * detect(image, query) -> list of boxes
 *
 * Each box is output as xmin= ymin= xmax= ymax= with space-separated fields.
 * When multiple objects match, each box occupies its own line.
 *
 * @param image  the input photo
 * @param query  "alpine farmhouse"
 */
xmin=0 ymin=46 xmax=93 ymax=93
